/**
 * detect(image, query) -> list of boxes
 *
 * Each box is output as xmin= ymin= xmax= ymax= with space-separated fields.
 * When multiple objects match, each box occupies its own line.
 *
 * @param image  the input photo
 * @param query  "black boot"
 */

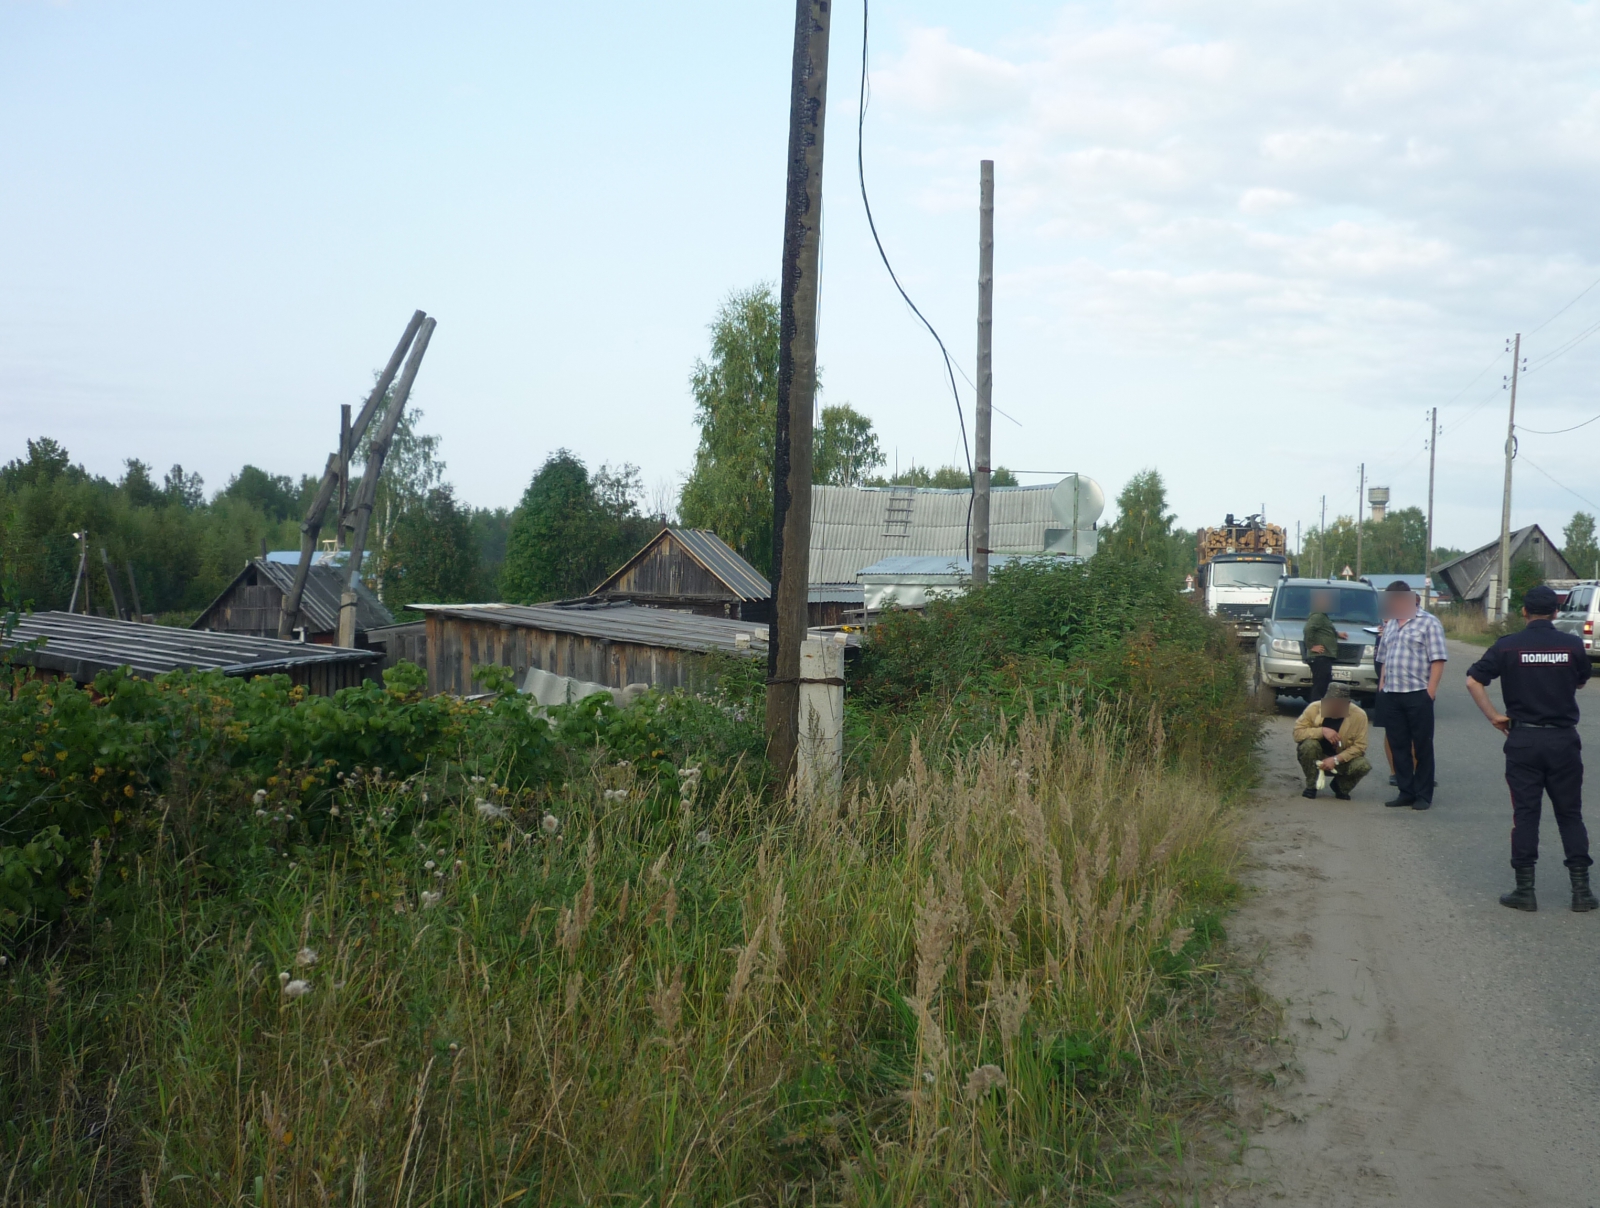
xmin=1571 ymin=866 xmax=1599 ymax=913
xmin=1499 ymin=866 xmax=1537 ymax=912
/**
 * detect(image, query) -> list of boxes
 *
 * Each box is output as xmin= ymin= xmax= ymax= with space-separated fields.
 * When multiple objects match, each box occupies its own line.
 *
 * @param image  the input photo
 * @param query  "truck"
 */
xmin=1194 ymin=514 xmax=1289 ymax=641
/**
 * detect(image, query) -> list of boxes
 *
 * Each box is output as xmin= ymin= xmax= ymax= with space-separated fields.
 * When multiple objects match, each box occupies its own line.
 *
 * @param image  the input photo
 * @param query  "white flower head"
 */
xmin=420 ymin=891 xmax=442 ymax=910
xmin=295 ymin=946 xmax=318 ymax=968
xmin=603 ymin=788 xmax=628 ymax=802
xmin=541 ymin=813 xmax=561 ymax=835
xmin=475 ymin=799 xmax=509 ymax=820
xmin=424 ymin=860 xmax=436 ymax=871
xmin=695 ymin=829 xmax=712 ymax=847
xmin=252 ymin=789 xmax=268 ymax=805
xmin=470 ymin=775 xmax=485 ymax=785
xmin=279 ymin=971 xmax=311 ymax=1000
xmin=330 ymin=805 xmax=340 ymax=817
xmin=616 ymin=760 xmax=631 ymax=769
xmin=255 ymin=809 xmax=268 ymax=818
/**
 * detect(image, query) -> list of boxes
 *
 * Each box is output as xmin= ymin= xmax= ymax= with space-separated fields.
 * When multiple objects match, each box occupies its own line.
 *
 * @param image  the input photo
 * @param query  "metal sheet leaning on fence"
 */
xmin=1465 ymin=583 xmax=1598 ymax=913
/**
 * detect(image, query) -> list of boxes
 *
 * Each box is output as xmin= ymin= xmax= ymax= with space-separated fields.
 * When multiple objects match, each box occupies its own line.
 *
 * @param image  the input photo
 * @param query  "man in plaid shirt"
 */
xmin=1377 ymin=580 xmax=1449 ymax=809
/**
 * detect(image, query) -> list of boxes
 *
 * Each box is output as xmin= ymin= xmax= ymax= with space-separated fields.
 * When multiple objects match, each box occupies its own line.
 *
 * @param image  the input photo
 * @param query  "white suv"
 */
xmin=1555 ymin=581 xmax=1600 ymax=661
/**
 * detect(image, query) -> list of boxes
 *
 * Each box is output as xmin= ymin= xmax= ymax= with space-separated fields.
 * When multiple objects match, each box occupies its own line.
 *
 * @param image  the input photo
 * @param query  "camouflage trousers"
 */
xmin=1296 ymin=739 xmax=1372 ymax=793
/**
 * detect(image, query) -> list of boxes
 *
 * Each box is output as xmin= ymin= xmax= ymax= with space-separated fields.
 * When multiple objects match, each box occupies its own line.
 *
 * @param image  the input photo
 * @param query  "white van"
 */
xmin=1554 ymin=581 xmax=1600 ymax=662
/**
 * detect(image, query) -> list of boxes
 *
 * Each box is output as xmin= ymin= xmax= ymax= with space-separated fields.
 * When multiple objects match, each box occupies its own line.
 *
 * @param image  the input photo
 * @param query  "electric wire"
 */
xmin=1520 ymin=452 xmax=1600 ymax=514
xmin=1527 ymin=271 xmax=1600 ymax=338
xmin=857 ymin=0 xmax=976 ymax=554
xmin=1519 ymin=412 xmax=1600 ymax=436
xmin=1526 ymin=313 xmax=1600 ymax=374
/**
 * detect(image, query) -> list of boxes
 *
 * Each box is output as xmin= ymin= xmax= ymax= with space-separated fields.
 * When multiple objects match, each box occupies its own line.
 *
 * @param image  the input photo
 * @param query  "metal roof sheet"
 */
xmin=809 ymin=585 xmax=864 ymax=605
xmin=409 ymin=602 xmax=769 ymax=656
xmin=2 ymin=611 xmax=380 ymax=683
xmin=193 ymin=558 xmax=394 ymax=636
xmin=855 ymin=553 xmax=1063 ymax=579
xmin=809 ymin=483 xmax=1072 ymax=585
xmin=1433 ymin=525 xmax=1574 ymax=602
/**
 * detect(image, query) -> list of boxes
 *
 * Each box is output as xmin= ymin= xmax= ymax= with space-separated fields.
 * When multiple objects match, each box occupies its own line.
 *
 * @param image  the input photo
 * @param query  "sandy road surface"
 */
xmin=1224 ymin=639 xmax=1600 ymax=1206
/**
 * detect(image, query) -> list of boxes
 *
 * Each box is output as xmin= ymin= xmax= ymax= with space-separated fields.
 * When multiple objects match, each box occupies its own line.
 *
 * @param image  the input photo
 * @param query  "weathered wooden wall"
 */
xmin=202 ymin=583 xmax=286 ymax=637
xmin=425 ymin=614 xmax=737 ymax=697
xmin=610 ymin=534 xmax=731 ymax=600
xmin=369 ymin=622 xmax=428 ymax=672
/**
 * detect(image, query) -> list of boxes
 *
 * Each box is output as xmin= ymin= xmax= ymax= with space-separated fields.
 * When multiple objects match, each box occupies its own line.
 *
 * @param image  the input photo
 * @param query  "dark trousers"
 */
xmin=1387 ymin=689 xmax=1436 ymax=803
xmin=1309 ymin=656 xmax=1335 ymax=700
xmin=1505 ymin=726 xmax=1591 ymax=869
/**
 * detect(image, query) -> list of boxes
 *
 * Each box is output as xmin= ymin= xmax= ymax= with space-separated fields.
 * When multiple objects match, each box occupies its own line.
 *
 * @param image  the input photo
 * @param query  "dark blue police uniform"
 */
xmin=1466 ymin=618 xmax=1592 ymax=872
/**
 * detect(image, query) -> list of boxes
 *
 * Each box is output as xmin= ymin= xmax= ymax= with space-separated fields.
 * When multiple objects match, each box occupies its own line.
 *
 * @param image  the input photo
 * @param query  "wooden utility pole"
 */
xmin=339 ymin=317 xmax=437 ymax=646
xmin=279 ymin=311 xmax=427 ymax=639
xmin=338 ymin=403 xmax=352 ymax=546
xmin=67 ymin=531 xmax=88 ymax=614
xmin=971 ymin=159 xmax=995 ymax=587
xmin=124 ymin=560 xmax=144 ymax=621
xmin=99 ymin=548 xmax=129 ymax=621
xmin=1496 ymin=333 xmax=1522 ymax=622
xmin=1318 ymin=495 xmax=1326 ymax=578
xmin=766 ymin=0 xmax=832 ymax=784
xmin=1424 ymin=406 xmax=1437 ymax=611
xmin=1355 ymin=463 xmax=1366 ymax=580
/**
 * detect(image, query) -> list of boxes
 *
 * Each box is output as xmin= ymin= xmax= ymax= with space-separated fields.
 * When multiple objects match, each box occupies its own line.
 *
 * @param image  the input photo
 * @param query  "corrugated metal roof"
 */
xmin=1434 ymin=525 xmax=1574 ymax=602
xmin=2 ymin=612 xmax=379 ymax=682
xmin=193 ymin=558 xmax=393 ymax=636
xmin=809 ymin=585 xmax=864 ymax=605
xmin=409 ymin=602 xmax=769 ymax=656
xmin=810 ymin=482 xmax=1080 ymax=585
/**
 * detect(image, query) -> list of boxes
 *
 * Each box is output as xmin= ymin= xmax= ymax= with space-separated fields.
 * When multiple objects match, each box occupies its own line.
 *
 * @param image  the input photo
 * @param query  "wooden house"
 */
xmin=2 ymin=612 xmax=379 ymax=695
xmin=192 ymin=557 xmax=393 ymax=645
xmin=584 ymin=528 xmax=772 ymax=621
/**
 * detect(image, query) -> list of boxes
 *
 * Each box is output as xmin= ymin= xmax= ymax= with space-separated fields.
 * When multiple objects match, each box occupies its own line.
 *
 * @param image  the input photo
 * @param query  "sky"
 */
xmin=5 ymin=0 xmax=1600 ymax=555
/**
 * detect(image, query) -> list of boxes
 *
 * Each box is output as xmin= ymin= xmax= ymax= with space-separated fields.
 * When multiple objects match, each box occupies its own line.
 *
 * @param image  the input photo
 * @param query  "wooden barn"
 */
xmin=583 ymin=527 xmax=772 ymax=620
xmin=1 ymin=612 xmax=380 ymax=695
xmin=410 ymin=601 xmax=768 ymax=697
xmin=192 ymin=557 xmax=393 ymax=645
xmin=1434 ymin=525 xmax=1578 ymax=612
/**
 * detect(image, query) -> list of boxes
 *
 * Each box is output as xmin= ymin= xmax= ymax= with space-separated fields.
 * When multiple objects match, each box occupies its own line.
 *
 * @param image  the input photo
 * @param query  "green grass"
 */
xmin=0 ymin=709 xmax=1253 ymax=1206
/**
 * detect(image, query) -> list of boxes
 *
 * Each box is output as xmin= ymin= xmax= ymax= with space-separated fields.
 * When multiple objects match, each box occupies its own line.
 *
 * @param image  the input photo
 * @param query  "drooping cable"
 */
xmin=857 ymin=0 xmax=975 ymax=556
xmin=1520 ymin=411 xmax=1600 ymax=436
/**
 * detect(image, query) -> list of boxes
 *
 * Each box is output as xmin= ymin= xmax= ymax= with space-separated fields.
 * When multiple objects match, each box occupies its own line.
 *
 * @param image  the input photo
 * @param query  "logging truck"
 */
xmin=1194 ymin=515 xmax=1289 ymax=641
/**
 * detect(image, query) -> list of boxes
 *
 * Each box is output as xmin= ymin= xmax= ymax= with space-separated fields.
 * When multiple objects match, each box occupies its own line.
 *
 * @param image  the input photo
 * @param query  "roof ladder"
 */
xmin=883 ymin=487 xmax=915 ymax=539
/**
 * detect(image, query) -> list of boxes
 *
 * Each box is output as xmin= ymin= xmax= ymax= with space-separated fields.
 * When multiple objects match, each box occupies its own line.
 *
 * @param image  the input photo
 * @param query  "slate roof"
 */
xmin=809 ymin=483 xmax=1072 ymax=585
xmin=193 ymin=558 xmax=394 ymax=636
xmin=2 ymin=611 xmax=378 ymax=683
xmin=1433 ymin=526 xmax=1577 ymax=603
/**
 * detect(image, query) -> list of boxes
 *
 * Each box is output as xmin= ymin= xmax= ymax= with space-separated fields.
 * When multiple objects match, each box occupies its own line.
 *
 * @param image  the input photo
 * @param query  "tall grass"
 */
xmin=1 ymin=707 xmax=1243 ymax=1206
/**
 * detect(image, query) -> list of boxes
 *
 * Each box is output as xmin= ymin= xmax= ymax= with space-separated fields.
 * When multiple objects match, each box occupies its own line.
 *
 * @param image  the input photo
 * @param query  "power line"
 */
xmin=1528 ymin=271 xmax=1600 ymax=337
xmin=856 ymin=0 xmax=972 ymax=485
xmin=1520 ymin=452 xmax=1600 ymax=514
xmin=1519 ymin=412 xmax=1600 ymax=436
xmin=1525 ymin=313 xmax=1600 ymax=373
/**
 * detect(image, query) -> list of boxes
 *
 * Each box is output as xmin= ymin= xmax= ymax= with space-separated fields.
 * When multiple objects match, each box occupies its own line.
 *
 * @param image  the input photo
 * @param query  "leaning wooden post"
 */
xmin=971 ymin=159 xmax=994 ymax=587
xmin=340 ymin=317 xmax=437 ymax=646
xmin=123 ymin=560 xmax=144 ymax=621
xmin=278 ymin=312 xmax=425 ymax=639
xmin=99 ymin=548 xmax=129 ymax=620
xmin=766 ymin=0 xmax=832 ymax=786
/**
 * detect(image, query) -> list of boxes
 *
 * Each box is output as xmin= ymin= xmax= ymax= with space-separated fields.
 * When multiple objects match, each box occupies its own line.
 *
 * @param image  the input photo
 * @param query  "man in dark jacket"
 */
xmin=1303 ymin=588 xmax=1344 ymax=702
xmin=1466 ymin=584 xmax=1597 ymax=912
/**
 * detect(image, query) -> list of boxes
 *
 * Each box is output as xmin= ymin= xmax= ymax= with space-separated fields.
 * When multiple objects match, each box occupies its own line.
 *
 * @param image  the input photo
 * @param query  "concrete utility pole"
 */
xmin=1425 ymin=406 xmax=1437 ymax=611
xmin=1496 ymin=333 xmax=1522 ymax=622
xmin=1356 ymin=463 xmax=1366 ymax=580
xmin=766 ymin=0 xmax=832 ymax=785
xmin=971 ymin=159 xmax=994 ymax=587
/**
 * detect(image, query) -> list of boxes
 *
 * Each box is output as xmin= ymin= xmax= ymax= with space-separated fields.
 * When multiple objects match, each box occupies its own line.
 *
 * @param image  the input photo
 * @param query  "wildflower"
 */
xmin=278 ymin=972 xmax=311 ymax=1000
xmin=963 ymin=1064 xmax=1007 ymax=1101
xmin=329 ymin=805 xmax=340 ymax=817
xmin=255 ymin=809 xmax=269 ymax=819
xmin=434 ymin=869 xmax=444 ymax=879
xmin=252 ymin=789 xmax=268 ymax=805
xmin=420 ymin=792 xmax=429 ymax=805
xmin=475 ymin=799 xmax=509 ymax=820
xmin=921 ymin=1069 xmax=936 ymax=1084
xmin=420 ymin=891 xmax=442 ymax=910
xmin=295 ymin=947 xmax=318 ymax=968
xmin=695 ymin=829 xmax=711 ymax=848
xmin=424 ymin=860 xmax=436 ymax=871
xmin=603 ymin=789 xmax=628 ymax=803
xmin=453 ymin=860 xmax=464 ymax=873
xmin=541 ymin=813 xmax=561 ymax=836
xmin=616 ymin=760 xmax=631 ymax=769
xmin=470 ymin=775 xmax=485 ymax=785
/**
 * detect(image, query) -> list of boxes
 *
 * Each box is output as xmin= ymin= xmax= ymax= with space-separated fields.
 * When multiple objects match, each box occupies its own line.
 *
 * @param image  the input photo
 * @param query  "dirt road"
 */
xmin=1226 ymin=639 xmax=1600 ymax=1206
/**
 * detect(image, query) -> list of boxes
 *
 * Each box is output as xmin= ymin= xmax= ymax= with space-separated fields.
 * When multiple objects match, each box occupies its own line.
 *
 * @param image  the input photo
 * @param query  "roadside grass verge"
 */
xmin=1 ymin=706 xmax=1250 ymax=1206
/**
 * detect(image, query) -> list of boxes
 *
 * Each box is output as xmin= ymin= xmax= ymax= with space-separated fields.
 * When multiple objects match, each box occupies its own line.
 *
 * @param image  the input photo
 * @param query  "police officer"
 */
xmin=1465 ymin=584 xmax=1599 ymax=912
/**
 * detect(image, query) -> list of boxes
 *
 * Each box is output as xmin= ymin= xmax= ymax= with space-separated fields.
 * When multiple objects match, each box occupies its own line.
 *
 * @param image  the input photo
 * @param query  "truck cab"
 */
xmin=1198 ymin=553 xmax=1288 ymax=640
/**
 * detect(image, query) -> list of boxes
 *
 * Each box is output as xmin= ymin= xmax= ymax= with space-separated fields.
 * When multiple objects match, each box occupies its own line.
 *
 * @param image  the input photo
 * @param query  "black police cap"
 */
xmin=1523 ymin=585 xmax=1559 ymax=614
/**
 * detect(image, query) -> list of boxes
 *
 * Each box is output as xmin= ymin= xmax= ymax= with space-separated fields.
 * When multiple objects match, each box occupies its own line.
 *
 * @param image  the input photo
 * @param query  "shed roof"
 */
xmin=193 ymin=558 xmax=393 ymax=635
xmin=409 ymin=602 xmax=768 ymax=656
xmin=809 ymin=481 xmax=1095 ymax=585
xmin=593 ymin=527 xmax=771 ymax=601
xmin=855 ymin=553 xmax=1058 ymax=581
xmin=2 ymin=612 xmax=379 ymax=683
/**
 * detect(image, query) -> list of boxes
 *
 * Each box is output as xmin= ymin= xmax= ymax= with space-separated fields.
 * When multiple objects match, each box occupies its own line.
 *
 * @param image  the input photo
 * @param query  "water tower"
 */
xmin=1368 ymin=486 xmax=1390 ymax=523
